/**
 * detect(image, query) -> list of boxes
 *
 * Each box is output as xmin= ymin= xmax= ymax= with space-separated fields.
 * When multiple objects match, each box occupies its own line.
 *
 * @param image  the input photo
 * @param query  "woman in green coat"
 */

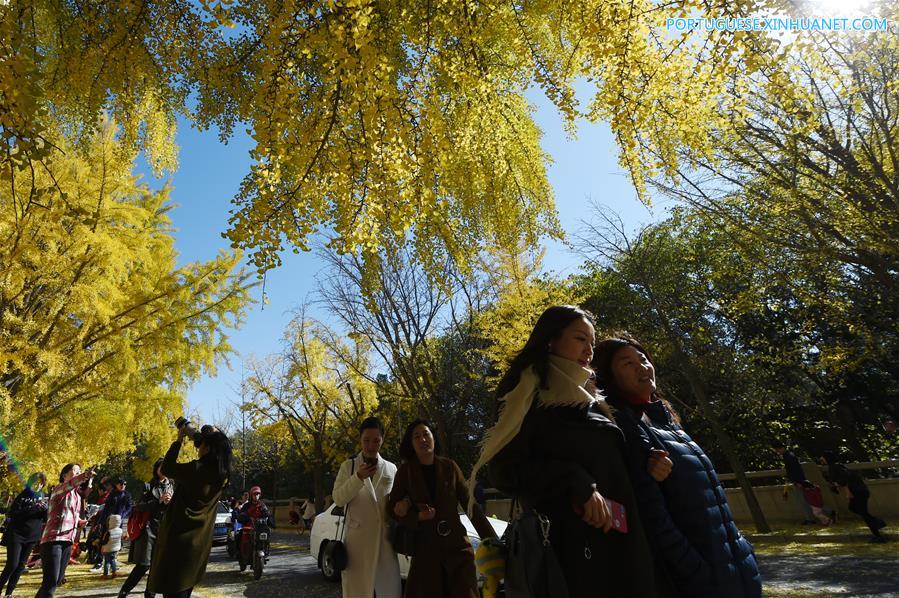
xmin=147 ymin=426 xmax=231 ymax=598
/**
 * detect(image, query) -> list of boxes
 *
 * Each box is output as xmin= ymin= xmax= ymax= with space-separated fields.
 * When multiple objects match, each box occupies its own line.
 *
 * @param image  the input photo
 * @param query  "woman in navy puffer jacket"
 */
xmin=593 ymin=334 xmax=761 ymax=598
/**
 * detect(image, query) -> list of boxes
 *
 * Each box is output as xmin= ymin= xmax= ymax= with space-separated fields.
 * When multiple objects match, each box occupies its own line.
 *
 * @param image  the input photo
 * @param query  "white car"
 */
xmin=311 ymin=503 xmax=507 ymax=582
xmin=213 ymin=501 xmax=232 ymax=546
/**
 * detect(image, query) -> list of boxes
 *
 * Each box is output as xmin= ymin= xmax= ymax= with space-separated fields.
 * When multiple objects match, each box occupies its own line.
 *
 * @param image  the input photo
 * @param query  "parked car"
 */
xmin=311 ymin=503 xmax=507 ymax=583
xmin=213 ymin=501 xmax=232 ymax=546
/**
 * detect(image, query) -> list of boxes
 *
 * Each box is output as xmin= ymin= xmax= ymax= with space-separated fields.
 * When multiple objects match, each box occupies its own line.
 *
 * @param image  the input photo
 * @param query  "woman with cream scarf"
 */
xmin=468 ymin=305 xmax=664 ymax=598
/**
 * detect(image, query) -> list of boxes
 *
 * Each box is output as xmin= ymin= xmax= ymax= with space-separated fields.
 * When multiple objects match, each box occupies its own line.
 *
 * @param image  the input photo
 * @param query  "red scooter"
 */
xmin=237 ymin=517 xmax=270 ymax=580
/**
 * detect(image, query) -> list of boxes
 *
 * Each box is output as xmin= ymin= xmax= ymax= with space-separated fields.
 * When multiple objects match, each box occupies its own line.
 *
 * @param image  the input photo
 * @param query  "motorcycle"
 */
xmin=237 ymin=517 xmax=270 ymax=580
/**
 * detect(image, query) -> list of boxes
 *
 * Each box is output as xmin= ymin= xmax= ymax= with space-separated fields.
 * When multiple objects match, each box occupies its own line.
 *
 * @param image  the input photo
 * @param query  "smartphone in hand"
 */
xmin=607 ymin=499 xmax=628 ymax=534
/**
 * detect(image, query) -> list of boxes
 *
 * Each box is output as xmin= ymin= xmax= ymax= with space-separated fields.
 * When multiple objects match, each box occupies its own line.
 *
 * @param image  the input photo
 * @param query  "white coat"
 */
xmin=332 ymin=453 xmax=402 ymax=598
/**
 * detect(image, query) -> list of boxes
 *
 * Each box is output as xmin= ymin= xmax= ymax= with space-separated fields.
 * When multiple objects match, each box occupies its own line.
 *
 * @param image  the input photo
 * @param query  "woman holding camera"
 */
xmin=147 ymin=424 xmax=231 ymax=598
xmin=331 ymin=417 xmax=401 ymax=598
xmin=36 ymin=463 xmax=95 ymax=598
xmin=0 ymin=472 xmax=47 ymax=597
xmin=388 ymin=419 xmax=496 ymax=598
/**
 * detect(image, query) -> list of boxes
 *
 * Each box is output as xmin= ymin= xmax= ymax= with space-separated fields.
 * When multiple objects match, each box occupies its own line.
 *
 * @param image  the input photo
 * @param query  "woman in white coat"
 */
xmin=332 ymin=417 xmax=402 ymax=598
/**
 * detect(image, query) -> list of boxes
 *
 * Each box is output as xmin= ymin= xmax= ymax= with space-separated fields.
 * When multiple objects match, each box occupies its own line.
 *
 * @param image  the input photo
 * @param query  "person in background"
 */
xmin=91 ymin=477 xmax=134 ymax=572
xmin=772 ymin=441 xmax=828 ymax=525
xmin=118 ymin=458 xmax=173 ymax=598
xmin=35 ymin=463 xmax=95 ymax=598
xmin=100 ymin=514 xmax=123 ymax=579
xmin=302 ymin=498 xmax=316 ymax=530
xmin=593 ymin=334 xmax=761 ymax=597
xmin=821 ymin=451 xmax=888 ymax=543
xmin=237 ymin=486 xmax=271 ymax=524
xmin=147 ymin=426 xmax=231 ymax=597
xmin=0 ymin=472 xmax=48 ymax=597
xmin=389 ymin=419 xmax=496 ymax=598
xmin=331 ymin=417 xmax=401 ymax=598
xmin=97 ymin=478 xmax=113 ymax=505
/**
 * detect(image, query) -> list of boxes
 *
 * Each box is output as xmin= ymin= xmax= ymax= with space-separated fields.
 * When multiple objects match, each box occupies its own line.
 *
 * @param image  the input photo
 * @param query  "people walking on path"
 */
xmin=821 ymin=451 xmax=888 ymax=543
xmin=772 ymin=441 xmax=833 ymax=525
xmin=469 ymin=305 xmax=664 ymax=598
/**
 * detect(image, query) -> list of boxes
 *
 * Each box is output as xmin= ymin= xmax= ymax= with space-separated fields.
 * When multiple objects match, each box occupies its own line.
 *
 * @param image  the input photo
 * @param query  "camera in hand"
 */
xmin=175 ymin=416 xmax=204 ymax=447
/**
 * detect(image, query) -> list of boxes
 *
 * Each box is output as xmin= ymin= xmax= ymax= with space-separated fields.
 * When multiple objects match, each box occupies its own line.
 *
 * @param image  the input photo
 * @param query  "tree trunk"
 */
xmin=672 ymin=345 xmax=771 ymax=533
xmin=313 ymin=436 xmax=326 ymax=513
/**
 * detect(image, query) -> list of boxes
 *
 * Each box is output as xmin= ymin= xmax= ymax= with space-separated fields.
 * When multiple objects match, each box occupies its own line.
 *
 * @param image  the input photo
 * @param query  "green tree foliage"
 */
xmin=653 ymin=25 xmax=899 ymax=462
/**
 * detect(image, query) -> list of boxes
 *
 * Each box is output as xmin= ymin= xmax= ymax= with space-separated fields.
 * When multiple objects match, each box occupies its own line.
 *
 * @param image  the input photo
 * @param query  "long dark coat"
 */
xmin=147 ymin=441 xmax=227 ymax=594
xmin=387 ymin=456 xmax=496 ymax=598
xmin=489 ymin=399 xmax=662 ymax=598
xmin=610 ymin=397 xmax=761 ymax=598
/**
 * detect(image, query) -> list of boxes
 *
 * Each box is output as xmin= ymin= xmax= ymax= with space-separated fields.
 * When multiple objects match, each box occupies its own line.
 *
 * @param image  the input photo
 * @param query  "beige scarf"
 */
xmin=466 ymin=354 xmax=604 ymax=516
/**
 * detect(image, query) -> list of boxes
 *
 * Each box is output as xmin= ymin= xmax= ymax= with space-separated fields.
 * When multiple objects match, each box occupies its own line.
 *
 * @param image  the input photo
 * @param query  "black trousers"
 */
xmin=118 ymin=564 xmax=155 ymax=597
xmin=0 ymin=538 xmax=35 ymax=596
xmin=849 ymin=489 xmax=886 ymax=536
xmin=35 ymin=541 xmax=72 ymax=598
xmin=162 ymin=589 xmax=193 ymax=598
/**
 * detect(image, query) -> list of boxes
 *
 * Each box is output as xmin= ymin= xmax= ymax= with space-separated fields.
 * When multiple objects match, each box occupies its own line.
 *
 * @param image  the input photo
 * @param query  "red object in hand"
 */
xmin=572 ymin=499 xmax=628 ymax=533
xmin=607 ymin=499 xmax=628 ymax=534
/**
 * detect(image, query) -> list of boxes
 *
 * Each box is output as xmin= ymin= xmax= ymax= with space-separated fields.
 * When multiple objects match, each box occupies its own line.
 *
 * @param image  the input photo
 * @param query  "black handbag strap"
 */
xmin=337 ymin=458 xmax=355 ymax=542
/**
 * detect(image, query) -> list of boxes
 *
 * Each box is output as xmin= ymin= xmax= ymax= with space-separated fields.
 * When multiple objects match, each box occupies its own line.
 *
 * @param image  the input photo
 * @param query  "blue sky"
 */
xmin=138 ymin=88 xmax=671 ymax=425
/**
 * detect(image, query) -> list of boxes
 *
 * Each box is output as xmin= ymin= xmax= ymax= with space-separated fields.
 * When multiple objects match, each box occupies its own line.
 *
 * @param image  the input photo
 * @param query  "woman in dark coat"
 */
xmin=821 ymin=451 xmax=888 ymax=542
xmin=593 ymin=334 xmax=761 ymax=598
xmin=469 ymin=305 xmax=663 ymax=598
xmin=147 ymin=426 xmax=231 ymax=598
xmin=118 ymin=458 xmax=174 ymax=597
xmin=387 ymin=420 xmax=496 ymax=598
xmin=0 ymin=472 xmax=47 ymax=597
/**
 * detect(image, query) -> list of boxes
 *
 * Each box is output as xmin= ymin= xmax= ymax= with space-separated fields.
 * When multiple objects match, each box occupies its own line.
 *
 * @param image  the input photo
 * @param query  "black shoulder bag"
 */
xmin=323 ymin=459 xmax=354 ymax=571
xmin=502 ymin=498 xmax=569 ymax=598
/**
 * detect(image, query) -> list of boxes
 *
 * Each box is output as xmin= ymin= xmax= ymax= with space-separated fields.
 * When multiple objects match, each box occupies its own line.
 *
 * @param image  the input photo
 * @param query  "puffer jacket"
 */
xmin=102 ymin=514 xmax=123 ymax=553
xmin=609 ymin=397 xmax=761 ymax=598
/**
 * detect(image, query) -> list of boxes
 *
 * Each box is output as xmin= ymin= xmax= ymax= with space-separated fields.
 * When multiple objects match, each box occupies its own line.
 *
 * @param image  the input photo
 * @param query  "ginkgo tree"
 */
xmin=242 ymin=308 xmax=378 ymax=510
xmin=0 ymin=118 xmax=252 ymax=485
xmin=3 ymin=0 xmax=803 ymax=291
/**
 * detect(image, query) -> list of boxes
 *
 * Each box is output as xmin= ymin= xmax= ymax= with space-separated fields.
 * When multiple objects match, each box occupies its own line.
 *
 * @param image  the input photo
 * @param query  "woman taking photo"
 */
xmin=469 ymin=305 xmax=662 ymax=598
xmin=0 ymin=472 xmax=47 ymax=597
xmin=147 ymin=425 xmax=231 ymax=598
xmin=592 ymin=334 xmax=760 ymax=597
xmin=117 ymin=458 xmax=174 ymax=597
xmin=388 ymin=419 xmax=496 ymax=598
xmin=331 ymin=417 xmax=401 ymax=598
xmin=36 ymin=463 xmax=95 ymax=598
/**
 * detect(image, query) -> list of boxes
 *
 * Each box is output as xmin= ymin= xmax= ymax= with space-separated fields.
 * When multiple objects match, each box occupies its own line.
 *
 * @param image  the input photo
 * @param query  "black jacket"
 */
xmin=5 ymin=487 xmax=47 ymax=544
xmin=490 ymin=399 xmax=662 ymax=598
xmin=782 ymin=450 xmax=807 ymax=484
xmin=610 ymin=398 xmax=761 ymax=598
